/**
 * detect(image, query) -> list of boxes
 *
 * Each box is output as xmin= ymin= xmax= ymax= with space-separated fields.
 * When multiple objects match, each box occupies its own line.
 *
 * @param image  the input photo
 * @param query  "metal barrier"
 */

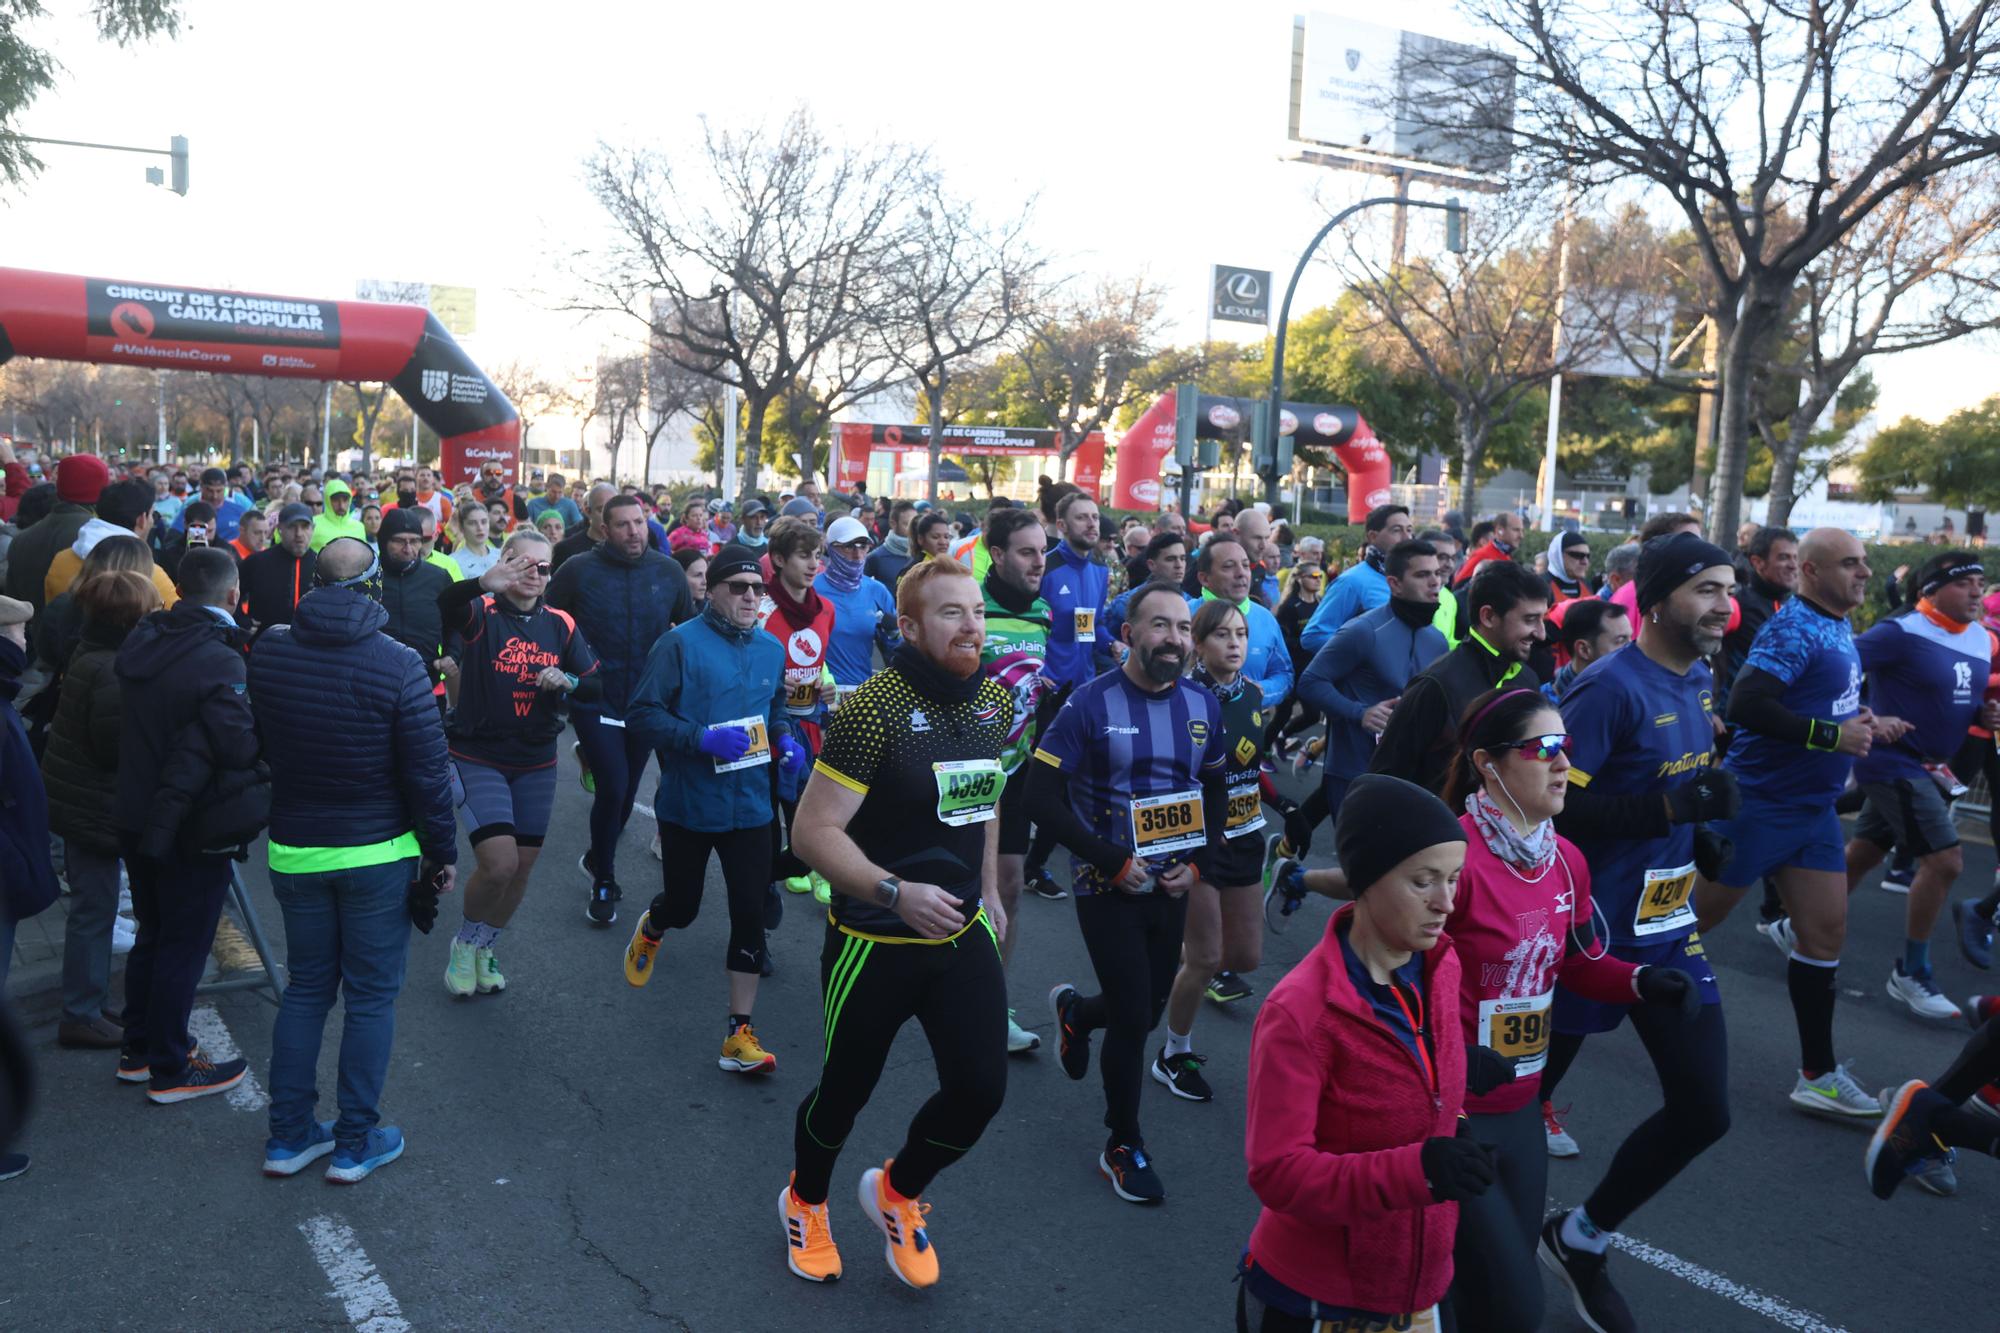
xmin=194 ymin=868 xmax=285 ymax=1004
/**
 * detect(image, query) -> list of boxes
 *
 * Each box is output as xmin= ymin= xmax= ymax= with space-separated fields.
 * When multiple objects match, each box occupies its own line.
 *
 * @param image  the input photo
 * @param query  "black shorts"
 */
xmin=1198 ymin=829 xmax=1267 ymax=888
xmin=998 ymin=766 xmax=1033 ymax=856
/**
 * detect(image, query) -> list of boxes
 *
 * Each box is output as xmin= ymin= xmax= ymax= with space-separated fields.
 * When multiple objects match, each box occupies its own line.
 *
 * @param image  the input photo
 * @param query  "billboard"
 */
xmin=1211 ymin=265 xmax=1272 ymax=326
xmin=355 ymin=279 xmax=477 ymax=336
xmin=1293 ymin=14 xmax=1515 ymax=174
xmin=832 ymin=422 xmax=1105 ymax=496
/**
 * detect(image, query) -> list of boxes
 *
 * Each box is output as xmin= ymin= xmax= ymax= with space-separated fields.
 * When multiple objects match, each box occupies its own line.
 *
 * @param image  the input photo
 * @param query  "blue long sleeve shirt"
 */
xmin=1296 ymin=601 xmax=1449 ymax=780
xmin=1300 ymin=560 xmax=1388 ymax=653
xmin=1195 ymin=589 xmax=1293 ymax=710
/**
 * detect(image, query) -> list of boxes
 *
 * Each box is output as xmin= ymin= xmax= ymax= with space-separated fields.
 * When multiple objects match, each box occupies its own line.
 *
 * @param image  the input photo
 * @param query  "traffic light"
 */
xmin=1444 ymin=197 xmax=1464 ymax=254
xmin=169 ymin=135 xmax=188 ymax=196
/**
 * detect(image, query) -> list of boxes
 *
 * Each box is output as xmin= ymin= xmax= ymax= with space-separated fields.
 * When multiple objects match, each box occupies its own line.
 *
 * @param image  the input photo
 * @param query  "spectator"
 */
xmin=240 ymin=503 xmax=318 ymax=629
xmin=170 ymin=467 xmax=250 ymax=542
xmin=6 ymin=453 xmax=107 ymax=615
xmin=864 ymin=499 xmax=917 ymax=592
xmin=525 ymin=473 xmax=584 ymax=532
xmin=42 ymin=477 xmax=178 ymax=611
xmin=311 ymin=479 xmax=367 ymax=551
xmin=41 ymin=570 xmax=160 ymax=1049
xmin=112 ymin=546 xmax=265 ymax=1104
xmin=247 ymin=536 xmax=457 ymax=1182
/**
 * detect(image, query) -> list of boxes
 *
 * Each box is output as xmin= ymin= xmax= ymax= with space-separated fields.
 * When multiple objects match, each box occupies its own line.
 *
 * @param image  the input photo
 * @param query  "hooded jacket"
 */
xmin=0 ymin=638 xmax=59 ymax=924
xmin=43 ymin=517 xmax=180 ymax=610
xmin=1040 ymin=540 xmax=1111 ymax=690
xmin=1244 ymin=904 xmax=1465 ymax=1316
xmin=238 ymin=542 xmax=318 ymax=628
xmin=545 ymin=541 xmax=694 ymax=717
xmin=247 ymin=586 xmax=456 ymax=863
xmin=310 ymin=480 xmax=368 ymax=551
xmin=4 ymin=499 xmax=93 ymax=613
xmin=39 ymin=616 xmax=135 ymax=857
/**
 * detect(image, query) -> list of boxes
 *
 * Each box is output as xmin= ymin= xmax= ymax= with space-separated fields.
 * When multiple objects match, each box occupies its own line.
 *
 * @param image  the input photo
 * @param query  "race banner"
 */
xmin=833 ymin=422 xmax=1105 ymax=495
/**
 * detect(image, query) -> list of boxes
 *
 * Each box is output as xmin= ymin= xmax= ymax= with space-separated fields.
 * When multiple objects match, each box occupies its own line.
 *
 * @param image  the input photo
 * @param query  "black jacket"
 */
xmin=113 ymin=601 xmax=265 ymax=855
xmin=239 ymin=544 xmax=317 ymax=628
xmin=380 ymin=557 xmax=453 ymax=681
xmin=247 ymin=586 xmax=457 ymax=863
xmin=545 ymin=543 xmax=694 ymax=716
xmin=39 ymin=617 xmax=133 ymax=857
xmin=1370 ymin=634 xmax=1540 ymax=795
xmin=4 ymin=500 xmax=92 ymax=613
xmin=551 ymin=528 xmax=595 ymax=573
xmin=1718 ymin=570 xmax=1786 ymax=709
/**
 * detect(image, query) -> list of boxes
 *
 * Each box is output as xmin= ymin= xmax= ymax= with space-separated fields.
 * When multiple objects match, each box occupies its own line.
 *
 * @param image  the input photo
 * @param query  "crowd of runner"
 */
xmin=4 ymin=434 xmax=1999 ymax=1331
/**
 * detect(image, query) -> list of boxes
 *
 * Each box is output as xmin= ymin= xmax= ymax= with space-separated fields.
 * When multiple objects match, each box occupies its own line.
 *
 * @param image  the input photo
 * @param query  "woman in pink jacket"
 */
xmin=1240 ymin=774 xmax=1485 ymax=1332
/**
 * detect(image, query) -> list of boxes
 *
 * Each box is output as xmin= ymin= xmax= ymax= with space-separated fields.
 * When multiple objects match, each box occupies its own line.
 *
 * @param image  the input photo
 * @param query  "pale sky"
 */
xmin=5 ymin=0 xmax=1989 ymax=428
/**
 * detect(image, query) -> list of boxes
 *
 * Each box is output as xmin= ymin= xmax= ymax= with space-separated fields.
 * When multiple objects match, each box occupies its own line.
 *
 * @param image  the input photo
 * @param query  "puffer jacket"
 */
xmin=1 ymin=637 xmax=59 ymax=924
xmin=545 ymin=542 xmax=693 ymax=717
xmin=246 ymin=586 xmax=456 ymax=862
xmin=39 ymin=617 xmax=133 ymax=857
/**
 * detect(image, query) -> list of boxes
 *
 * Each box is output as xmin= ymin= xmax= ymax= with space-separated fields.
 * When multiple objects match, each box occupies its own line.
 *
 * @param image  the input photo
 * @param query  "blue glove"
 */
xmin=777 ymin=734 xmax=807 ymax=770
xmin=698 ymin=726 xmax=753 ymax=762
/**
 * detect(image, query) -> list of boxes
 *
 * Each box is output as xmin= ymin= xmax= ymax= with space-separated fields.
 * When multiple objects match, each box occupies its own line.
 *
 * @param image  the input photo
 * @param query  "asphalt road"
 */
xmin=3 ymin=750 xmax=1996 ymax=1332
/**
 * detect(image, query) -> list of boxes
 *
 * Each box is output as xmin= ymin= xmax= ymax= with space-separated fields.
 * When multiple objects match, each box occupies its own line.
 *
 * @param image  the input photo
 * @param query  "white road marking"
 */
xmin=186 ymin=1006 xmax=268 ymax=1112
xmin=299 ymin=1215 xmax=411 ymax=1333
xmin=633 ymin=802 xmax=654 ymax=819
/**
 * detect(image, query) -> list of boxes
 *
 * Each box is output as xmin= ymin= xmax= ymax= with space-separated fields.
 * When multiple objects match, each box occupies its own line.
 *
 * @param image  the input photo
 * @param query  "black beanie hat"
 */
xmin=708 ymin=544 xmax=762 ymax=585
xmin=1635 ymin=532 xmax=1733 ymax=614
xmin=1334 ymin=774 xmax=1467 ymax=896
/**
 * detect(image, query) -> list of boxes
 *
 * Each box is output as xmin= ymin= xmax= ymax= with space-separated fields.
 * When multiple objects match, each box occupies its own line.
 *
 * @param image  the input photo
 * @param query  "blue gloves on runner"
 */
xmin=699 ymin=727 xmax=753 ymax=763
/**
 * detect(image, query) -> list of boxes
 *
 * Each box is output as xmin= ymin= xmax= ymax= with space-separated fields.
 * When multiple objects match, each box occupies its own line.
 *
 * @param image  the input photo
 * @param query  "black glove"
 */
xmin=1283 ymin=805 xmax=1313 ymax=858
xmin=1692 ymin=825 xmax=1734 ymax=881
xmin=1420 ymin=1134 xmax=1495 ymax=1202
xmin=408 ymin=858 xmax=447 ymax=934
xmin=1634 ymin=964 xmax=1702 ymax=1021
xmin=1665 ymin=767 xmax=1740 ymax=824
xmin=1465 ymin=1044 xmax=1518 ymax=1097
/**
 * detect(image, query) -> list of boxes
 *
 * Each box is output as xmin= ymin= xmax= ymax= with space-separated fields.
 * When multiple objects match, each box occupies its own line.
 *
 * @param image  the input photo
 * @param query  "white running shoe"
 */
xmin=1791 ymin=1064 xmax=1882 ymax=1119
xmin=111 ymin=918 xmax=137 ymax=956
xmin=1887 ymin=964 xmax=1963 ymax=1022
xmin=1755 ymin=916 xmax=1795 ymax=957
xmin=1005 ymin=1010 xmax=1041 ymax=1054
xmin=1542 ymin=1100 xmax=1580 ymax=1157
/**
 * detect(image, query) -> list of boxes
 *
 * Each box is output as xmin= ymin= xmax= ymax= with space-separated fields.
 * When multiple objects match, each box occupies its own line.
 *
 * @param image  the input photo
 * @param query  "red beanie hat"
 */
xmin=55 ymin=453 xmax=109 ymax=505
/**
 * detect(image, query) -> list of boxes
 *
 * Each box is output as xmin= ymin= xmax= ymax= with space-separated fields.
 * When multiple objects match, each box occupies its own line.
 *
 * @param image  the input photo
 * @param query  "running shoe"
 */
xmin=1866 ymin=1080 xmax=1951 ymax=1200
xmin=1953 ymin=899 xmax=1995 ymax=970
xmin=1005 ymin=1010 xmax=1040 ymax=1054
xmin=1887 ymin=963 xmax=1962 ymax=1022
xmin=1024 ymin=868 xmax=1068 ymax=901
xmin=578 ymin=848 xmax=596 ymax=884
xmin=1791 ymin=1063 xmax=1883 ymax=1119
xmin=859 ymin=1161 xmax=938 ymax=1289
xmin=782 ymin=874 xmax=815 ymax=895
xmin=1910 ymin=1149 xmax=1959 ymax=1196
xmin=1099 ymin=1144 xmax=1164 ymax=1204
xmin=326 ymin=1127 xmax=405 ymax=1184
xmin=1151 ymin=1048 xmax=1213 ymax=1102
xmin=262 ymin=1120 xmax=336 ymax=1177
xmin=1966 ymin=1083 xmax=2000 ymax=1127
xmin=763 ymin=882 xmax=784 ymax=932
xmin=0 ymin=1153 xmax=27 ymax=1182
xmin=445 ymin=939 xmax=477 ymax=997
xmin=586 ymin=882 xmax=618 ymax=926
xmin=780 ymin=1176 xmax=842 ymax=1282
xmin=475 ymin=947 xmax=506 ymax=994
xmin=1880 ymin=864 xmax=1913 ymax=894
xmin=624 ymin=913 xmax=663 ymax=987
xmin=1259 ymin=833 xmax=1290 ymax=896
xmin=1262 ymin=856 xmax=1307 ymax=934
xmin=1755 ymin=915 xmax=1795 ymax=957
xmin=1205 ymin=971 xmax=1253 ymax=1004
xmin=810 ymin=872 xmax=832 ymax=907
xmin=117 ymin=1039 xmax=198 ymax=1085
xmin=1289 ymin=735 xmax=1324 ymax=778
xmin=1049 ymin=984 xmax=1090 ymax=1081
xmin=1543 ymin=1100 xmax=1580 ymax=1157
xmin=1969 ymin=994 xmax=2000 ymax=1027
xmin=572 ymin=741 xmax=594 ymax=794
xmin=720 ymin=1023 xmax=777 ymax=1074
xmin=146 ymin=1054 xmax=248 ymax=1105
xmin=1538 ymin=1215 xmax=1635 ymax=1333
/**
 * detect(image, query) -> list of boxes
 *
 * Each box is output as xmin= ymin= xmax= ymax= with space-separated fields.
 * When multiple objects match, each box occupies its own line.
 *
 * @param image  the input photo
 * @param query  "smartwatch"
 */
xmin=874 ymin=876 xmax=902 ymax=908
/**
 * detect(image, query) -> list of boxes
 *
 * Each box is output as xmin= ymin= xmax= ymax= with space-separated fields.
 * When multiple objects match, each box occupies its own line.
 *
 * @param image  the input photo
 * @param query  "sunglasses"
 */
xmin=522 ymin=562 xmax=552 ymax=576
xmin=718 ymin=579 xmax=765 ymax=597
xmin=1495 ymin=733 xmax=1572 ymax=762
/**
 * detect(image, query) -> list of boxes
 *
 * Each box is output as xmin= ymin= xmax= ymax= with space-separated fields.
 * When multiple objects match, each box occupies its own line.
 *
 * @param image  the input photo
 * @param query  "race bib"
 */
xmin=1477 ymin=992 xmax=1553 ymax=1077
xmin=707 ymin=715 xmax=771 ymax=773
xmin=1073 ymin=607 xmax=1096 ymax=641
xmin=1634 ymin=863 xmax=1697 ymax=937
xmin=785 ymin=679 xmax=819 ymax=715
xmin=1312 ymin=1307 xmax=1440 ymax=1333
xmin=933 ymin=760 xmax=1004 ymax=826
xmin=1224 ymin=781 xmax=1265 ymax=839
xmin=1131 ymin=788 xmax=1205 ymax=857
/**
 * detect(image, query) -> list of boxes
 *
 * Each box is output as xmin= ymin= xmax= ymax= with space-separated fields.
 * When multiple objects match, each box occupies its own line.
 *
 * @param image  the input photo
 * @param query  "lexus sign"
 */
xmin=1211 ymin=265 xmax=1271 ymax=326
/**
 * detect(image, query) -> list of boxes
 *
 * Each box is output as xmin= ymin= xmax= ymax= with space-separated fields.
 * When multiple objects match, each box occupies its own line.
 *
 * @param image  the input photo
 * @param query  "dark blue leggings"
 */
xmin=572 ymin=709 xmax=657 ymax=884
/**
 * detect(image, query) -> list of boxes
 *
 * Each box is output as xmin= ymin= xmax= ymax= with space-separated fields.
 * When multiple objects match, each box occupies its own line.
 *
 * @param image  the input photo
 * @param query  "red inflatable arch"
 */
xmin=0 ymin=267 xmax=519 ymax=484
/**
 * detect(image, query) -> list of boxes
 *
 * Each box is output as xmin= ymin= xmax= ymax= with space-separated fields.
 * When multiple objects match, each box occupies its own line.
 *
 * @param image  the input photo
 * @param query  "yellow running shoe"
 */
xmin=623 ymin=912 xmax=663 ymax=988
xmin=810 ymin=872 xmax=832 ymax=907
xmin=859 ymin=1160 xmax=938 ymax=1289
xmin=780 ymin=1175 xmax=842 ymax=1282
xmin=782 ymin=875 xmax=815 ymax=895
xmin=720 ymin=1022 xmax=776 ymax=1073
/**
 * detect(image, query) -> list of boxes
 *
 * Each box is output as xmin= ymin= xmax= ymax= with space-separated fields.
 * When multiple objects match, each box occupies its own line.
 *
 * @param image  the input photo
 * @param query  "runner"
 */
xmin=814 ymin=515 xmax=898 ymax=696
xmin=439 ymin=531 xmax=601 ymax=998
xmin=1297 ymin=503 xmax=1415 ymax=652
xmin=976 ymin=506 xmax=1055 ymax=1055
xmin=1517 ymin=534 xmax=1737 ymax=1332
xmin=1867 ymin=1003 xmax=2000 ymax=1200
xmin=1032 ymin=580 xmax=1229 ymax=1203
xmin=760 ymin=516 xmax=838 ymax=906
xmin=621 ymin=545 xmax=803 ymax=1074
xmin=1695 ymin=527 xmax=1905 ymax=1118
xmin=778 ymin=558 xmax=1012 ymax=1289
xmin=1153 ymin=598 xmax=1270 ymax=1103
xmin=1191 ymin=535 xmax=1292 ymax=713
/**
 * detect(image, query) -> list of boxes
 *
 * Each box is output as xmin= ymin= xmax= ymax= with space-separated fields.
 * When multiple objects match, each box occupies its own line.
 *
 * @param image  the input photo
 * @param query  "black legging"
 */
xmin=1538 ymin=1001 xmax=1730 ymax=1230
xmin=771 ymin=795 xmax=808 ymax=883
xmin=1449 ymin=1100 xmax=1547 ymax=1333
xmin=573 ymin=709 xmax=655 ymax=884
xmin=791 ymin=919 xmax=1008 ymax=1204
xmin=1071 ymin=891 xmax=1189 ymax=1149
xmin=650 ymin=821 xmax=773 ymax=975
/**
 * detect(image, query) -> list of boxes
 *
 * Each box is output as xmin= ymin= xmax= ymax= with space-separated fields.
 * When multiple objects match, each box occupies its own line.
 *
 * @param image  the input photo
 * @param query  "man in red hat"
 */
xmin=5 ymin=452 xmax=107 ymax=615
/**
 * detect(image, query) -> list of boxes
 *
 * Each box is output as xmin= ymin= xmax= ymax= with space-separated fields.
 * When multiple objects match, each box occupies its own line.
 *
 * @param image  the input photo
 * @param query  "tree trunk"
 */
xmin=1705 ymin=294 xmax=1781 ymax=546
xmin=1453 ymin=409 xmax=1489 ymax=516
xmin=743 ymin=394 xmax=770 ymax=493
xmin=1764 ymin=404 xmax=1812 ymax=529
xmin=925 ymin=380 xmax=946 ymax=505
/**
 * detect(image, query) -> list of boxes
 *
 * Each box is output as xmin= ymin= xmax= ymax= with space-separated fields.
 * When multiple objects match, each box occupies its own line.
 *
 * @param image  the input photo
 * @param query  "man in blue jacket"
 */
xmin=621 ymin=545 xmax=805 ymax=1077
xmin=246 ymin=537 xmax=457 ymax=1184
xmin=1192 ymin=536 xmax=1292 ymax=710
xmin=1299 ymin=503 xmax=1416 ymax=653
xmin=1040 ymin=491 xmax=1111 ymax=692
xmin=547 ymin=494 xmax=695 ymax=922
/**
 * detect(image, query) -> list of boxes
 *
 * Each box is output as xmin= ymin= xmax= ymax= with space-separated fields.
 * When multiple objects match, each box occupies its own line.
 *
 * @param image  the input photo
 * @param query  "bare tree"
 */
xmin=343 ymin=381 xmax=393 ymax=475
xmin=591 ymin=352 xmax=650 ymax=483
xmin=1012 ymin=276 xmax=1188 ymax=480
xmin=491 ymin=360 xmax=584 ymax=473
xmin=569 ymin=107 xmax=926 ymax=487
xmin=1454 ymin=0 xmax=2000 ymax=542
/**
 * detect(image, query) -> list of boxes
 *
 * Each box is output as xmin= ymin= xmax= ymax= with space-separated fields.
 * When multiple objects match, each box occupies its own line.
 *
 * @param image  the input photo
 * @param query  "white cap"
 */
xmin=826 ymin=516 xmax=871 ymax=545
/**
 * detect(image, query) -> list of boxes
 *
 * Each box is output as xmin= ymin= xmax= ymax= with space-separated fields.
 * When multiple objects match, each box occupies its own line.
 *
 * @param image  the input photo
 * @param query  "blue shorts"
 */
xmin=454 ymin=757 xmax=557 ymax=847
xmin=1553 ymin=931 xmax=1721 ymax=1036
xmin=1709 ymin=797 xmax=1846 ymax=886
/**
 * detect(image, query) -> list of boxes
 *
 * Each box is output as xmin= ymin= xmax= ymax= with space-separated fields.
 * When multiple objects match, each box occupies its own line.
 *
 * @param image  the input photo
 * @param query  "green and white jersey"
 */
xmin=980 ymin=583 xmax=1053 ymax=775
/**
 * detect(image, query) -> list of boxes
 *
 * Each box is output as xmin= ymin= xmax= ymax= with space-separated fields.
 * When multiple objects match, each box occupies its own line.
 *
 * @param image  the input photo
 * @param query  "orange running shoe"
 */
xmin=623 ymin=912 xmax=663 ymax=988
xmin=720 ymin=1022 xmax=776 ymax=1074
xmin=859 ymin=1160 xmax=938 ymax=1289
xmin=780 ymin=1175 xmax=842 ymax=1282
